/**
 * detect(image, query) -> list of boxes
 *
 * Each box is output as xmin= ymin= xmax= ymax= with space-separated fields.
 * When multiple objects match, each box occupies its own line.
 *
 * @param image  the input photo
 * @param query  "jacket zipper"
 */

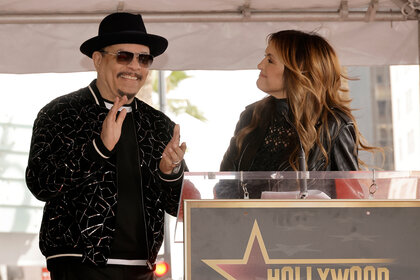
xmin=237 ymin=143 xmax=249 ymax=171
xmin=131 ymin=112 xmax=152 ymax=268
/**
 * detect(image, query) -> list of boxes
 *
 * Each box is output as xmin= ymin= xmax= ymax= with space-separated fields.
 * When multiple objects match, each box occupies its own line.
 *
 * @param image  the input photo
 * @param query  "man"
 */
xmin=25 ymin=12 xmax=186 ymax=280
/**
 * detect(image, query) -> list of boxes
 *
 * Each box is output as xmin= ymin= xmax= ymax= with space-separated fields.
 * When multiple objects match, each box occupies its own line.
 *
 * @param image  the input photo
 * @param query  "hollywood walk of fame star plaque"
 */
xmin=184 ymin=200 xmax=420 ymax=280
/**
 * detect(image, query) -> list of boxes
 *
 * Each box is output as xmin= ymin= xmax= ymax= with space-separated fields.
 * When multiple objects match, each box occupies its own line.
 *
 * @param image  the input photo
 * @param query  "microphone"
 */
xmin=298 ymin=143 xmax=308 ymax=199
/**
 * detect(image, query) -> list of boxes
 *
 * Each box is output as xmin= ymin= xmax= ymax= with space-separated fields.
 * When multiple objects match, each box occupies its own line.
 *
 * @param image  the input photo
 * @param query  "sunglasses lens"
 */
xmin=138 ymin=54 xmax=154 ymax=67
xmin=111 ymin=51 xmax=153 ymax=67
xmin=116 ymin=51 xmax=134 ymax=65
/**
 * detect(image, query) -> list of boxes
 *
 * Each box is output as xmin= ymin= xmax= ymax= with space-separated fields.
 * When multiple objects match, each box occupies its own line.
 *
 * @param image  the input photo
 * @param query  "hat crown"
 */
xmin=98 ymin=13 xmax=147 ymax=35
xmin=80 ymin=12 xmax=168 ymax=58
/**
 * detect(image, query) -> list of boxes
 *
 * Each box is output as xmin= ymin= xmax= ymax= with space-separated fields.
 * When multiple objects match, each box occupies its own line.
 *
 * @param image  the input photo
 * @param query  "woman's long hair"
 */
xmin=236 ymin=30 xmax=377 ymax=170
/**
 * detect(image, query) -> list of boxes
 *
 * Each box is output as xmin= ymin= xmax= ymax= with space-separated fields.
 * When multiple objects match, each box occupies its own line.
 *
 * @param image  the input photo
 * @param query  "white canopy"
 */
xmin=0 ymin=0 xmax=419 ymax=73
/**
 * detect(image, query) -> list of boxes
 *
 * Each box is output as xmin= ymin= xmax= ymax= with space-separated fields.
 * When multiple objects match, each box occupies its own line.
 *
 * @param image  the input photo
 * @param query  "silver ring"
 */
xmin=172 ymin=160 xmax=181 ymax=165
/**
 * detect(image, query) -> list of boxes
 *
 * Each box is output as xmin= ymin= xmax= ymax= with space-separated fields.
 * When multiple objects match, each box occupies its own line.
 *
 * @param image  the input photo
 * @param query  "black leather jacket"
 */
xmin=217 ymin=98 xmax=359 ymax=198
xmin=221 ymin=99 xmax=359 ymax=171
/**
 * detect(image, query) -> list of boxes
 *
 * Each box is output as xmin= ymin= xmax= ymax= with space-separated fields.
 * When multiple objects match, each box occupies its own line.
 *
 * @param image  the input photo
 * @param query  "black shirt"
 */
xmin=109 ymin=111 xmax=148 ymax=259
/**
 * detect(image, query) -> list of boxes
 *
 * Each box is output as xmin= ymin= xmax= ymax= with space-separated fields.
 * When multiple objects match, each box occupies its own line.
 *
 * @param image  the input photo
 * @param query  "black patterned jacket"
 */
xmin=25 ymin=80 xmax=184 ymax=267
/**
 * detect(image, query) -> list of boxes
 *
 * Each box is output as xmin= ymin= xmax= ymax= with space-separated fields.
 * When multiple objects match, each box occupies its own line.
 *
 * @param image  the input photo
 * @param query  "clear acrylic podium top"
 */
xmin=175 ymin=170 xmax=420 ymax=242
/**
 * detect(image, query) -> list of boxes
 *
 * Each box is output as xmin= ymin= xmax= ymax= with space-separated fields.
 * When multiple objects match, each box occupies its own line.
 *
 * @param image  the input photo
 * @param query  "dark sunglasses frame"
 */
xmin=100 ymin=50 xmax=154 ymax=68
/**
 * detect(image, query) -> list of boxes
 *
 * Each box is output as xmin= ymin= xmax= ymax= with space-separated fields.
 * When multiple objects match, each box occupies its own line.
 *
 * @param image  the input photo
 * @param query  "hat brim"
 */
xmin=80 ymin=31 xmax=168 ymax=58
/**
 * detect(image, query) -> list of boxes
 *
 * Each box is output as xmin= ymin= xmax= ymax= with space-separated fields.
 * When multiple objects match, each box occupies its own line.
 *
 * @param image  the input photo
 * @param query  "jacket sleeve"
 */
xmin=219 ymin=137 xmax=239 ymax=171
xmin=148 ymin=117 xmax=187 ymax=217
xmin=157 ymin=160 xmax=186 ymax=217
xmin=216 ymin=108 xmax=253 ymax=198
xmin=219 ymin=107 xmax=253 ymax=171
xmin=25 ymin=108 xmax=105 ymax=202
xmin=330 ymin=122 xmax=359 ymax=171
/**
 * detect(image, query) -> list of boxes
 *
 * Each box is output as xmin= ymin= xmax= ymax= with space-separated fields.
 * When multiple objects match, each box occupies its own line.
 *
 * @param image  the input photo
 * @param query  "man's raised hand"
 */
xmin=159 ymin=124 xmax=187 ymax=174
xmin=100 ymin=95 xmax=128 ymax=151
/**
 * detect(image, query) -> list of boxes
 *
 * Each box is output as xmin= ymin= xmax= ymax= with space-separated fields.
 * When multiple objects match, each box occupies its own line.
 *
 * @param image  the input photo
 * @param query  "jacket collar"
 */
xmin=87 ymin=79 xmax=138 ymax=111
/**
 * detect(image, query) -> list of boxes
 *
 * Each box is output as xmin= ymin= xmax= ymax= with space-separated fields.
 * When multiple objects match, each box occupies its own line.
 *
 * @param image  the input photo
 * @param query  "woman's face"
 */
xmin=256 ymin=41 xmax=286 ymax=99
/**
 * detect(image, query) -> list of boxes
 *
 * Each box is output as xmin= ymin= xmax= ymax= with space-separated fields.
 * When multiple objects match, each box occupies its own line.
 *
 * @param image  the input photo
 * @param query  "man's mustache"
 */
xmin=117 ymin=72 xmax=143 ymax=80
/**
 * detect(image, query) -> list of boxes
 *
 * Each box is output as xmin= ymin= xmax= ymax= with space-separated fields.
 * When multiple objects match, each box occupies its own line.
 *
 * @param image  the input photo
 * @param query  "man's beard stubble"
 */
xmin=117 ymin=89 xmax=137 ymax=100
xmin=117 ymin=71 xmax=144 ymax=100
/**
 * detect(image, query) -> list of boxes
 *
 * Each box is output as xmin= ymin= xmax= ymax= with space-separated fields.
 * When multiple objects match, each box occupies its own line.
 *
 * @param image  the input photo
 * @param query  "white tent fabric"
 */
xmin=0 ymin=0 xmax=418 ymax=73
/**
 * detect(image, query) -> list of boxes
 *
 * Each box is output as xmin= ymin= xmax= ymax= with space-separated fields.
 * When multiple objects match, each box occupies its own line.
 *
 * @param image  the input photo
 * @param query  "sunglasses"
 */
xmin=100 ymin=50 xmax=154 ymax=68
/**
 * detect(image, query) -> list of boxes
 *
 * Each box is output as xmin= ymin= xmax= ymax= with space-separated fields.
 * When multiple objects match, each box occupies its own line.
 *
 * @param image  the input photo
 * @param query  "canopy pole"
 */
xmin=158 ymin=70 xmax=167 ymax=113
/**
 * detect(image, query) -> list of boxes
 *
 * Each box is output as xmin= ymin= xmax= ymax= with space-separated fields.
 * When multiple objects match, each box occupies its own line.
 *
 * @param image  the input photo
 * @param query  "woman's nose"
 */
xmin=257 ymin=59 xmax=264 ymax=70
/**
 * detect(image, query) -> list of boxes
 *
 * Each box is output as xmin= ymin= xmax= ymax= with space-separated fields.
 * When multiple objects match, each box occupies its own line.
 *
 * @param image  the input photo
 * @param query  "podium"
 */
xmin=177 ymin=171 xmax=420 ymax=280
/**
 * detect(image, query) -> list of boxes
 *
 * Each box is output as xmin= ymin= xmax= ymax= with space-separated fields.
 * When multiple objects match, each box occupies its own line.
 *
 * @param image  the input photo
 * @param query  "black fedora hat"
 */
xmin=80 ymin=12 xmax=168 ymax=58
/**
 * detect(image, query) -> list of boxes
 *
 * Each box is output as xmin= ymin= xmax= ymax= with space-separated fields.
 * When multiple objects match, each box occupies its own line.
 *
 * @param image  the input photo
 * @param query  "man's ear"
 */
xmin=92 ymin=51 xmax=102 ymax=70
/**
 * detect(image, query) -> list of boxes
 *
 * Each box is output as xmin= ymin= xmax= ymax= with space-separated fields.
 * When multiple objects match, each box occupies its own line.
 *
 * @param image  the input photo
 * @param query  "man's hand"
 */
xmin=159 ymin=124 xmax=187 ymax=175
xmin=100 ymin=96 xmax=128 ymax=151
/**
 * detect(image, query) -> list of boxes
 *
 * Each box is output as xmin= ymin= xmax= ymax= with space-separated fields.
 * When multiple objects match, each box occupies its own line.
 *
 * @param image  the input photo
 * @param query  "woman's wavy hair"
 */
xmin=236 ymin=30 xmax=378 ymax=170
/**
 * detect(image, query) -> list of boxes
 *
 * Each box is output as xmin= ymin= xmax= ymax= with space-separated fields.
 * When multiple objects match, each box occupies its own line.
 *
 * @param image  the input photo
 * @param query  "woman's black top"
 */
xmin=250 ymin=98 xmax=297 ymax=171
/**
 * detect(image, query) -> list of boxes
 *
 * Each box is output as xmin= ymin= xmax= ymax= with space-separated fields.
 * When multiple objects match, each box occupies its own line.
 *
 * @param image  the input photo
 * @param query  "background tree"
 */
xmin=137 ymin=70 xmax=206 ymax=121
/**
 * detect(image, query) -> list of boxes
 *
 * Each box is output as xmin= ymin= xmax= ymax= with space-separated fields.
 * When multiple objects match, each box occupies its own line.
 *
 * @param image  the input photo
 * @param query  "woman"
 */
xmin=217 ymin=30 xmax=376 ymax=199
